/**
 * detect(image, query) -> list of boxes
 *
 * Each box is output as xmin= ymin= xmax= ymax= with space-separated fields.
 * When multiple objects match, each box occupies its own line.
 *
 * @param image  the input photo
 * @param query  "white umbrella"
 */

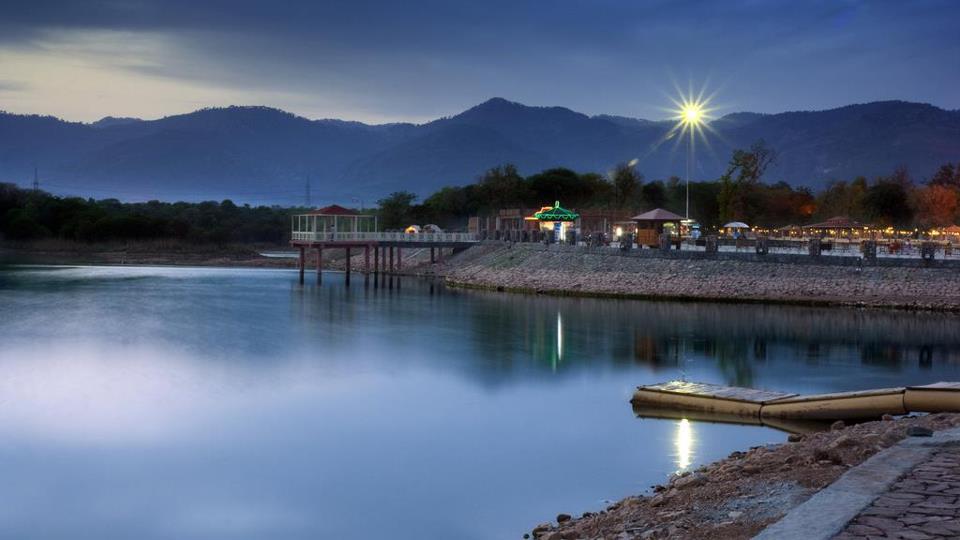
xmin=724 ymin=221 xmax=750 ymax=229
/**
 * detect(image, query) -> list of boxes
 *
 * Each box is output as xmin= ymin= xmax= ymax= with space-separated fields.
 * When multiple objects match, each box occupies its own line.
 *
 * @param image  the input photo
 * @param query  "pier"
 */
xmin=632 ymin=381 xmax=960 ymax=422
xmin=291 ymin=207 xmax=478 ymax=283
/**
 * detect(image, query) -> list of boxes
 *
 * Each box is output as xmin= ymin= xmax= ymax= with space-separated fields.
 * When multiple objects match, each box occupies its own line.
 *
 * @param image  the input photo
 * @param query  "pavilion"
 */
xmin=802 ymin=216 xmax=869 ymax=239
xmin=525 ymin=201 xmax=579 ymax=242
xmin=632 ymin=208 xmax=684 ymax=247
xmin=293 ymin=204 xmax=378 ymax=239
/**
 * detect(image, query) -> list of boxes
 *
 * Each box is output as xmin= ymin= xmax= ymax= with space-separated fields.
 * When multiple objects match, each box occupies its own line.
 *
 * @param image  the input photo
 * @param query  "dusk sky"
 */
xmin=1 ymin=0 xmax=958 ymax=124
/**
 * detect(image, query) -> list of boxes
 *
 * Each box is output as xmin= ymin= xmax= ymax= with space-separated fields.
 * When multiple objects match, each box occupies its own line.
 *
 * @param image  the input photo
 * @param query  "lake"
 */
xmin=1 ymin=265 xmax=959 ymax=539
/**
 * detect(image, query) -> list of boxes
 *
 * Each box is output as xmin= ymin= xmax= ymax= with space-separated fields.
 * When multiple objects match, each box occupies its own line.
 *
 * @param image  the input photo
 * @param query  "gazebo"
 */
xmin=293 ymin=204 xmax=377 ymax=239
xmin=632 ymin=208 xmax=684 ymax=247
xmin=802 ymin=216 xmax=869 ymax=239
xmin=942 ymin=225 xmax=960 ymax=242
xmin=524 ymin=201 xmax=580 ymax=242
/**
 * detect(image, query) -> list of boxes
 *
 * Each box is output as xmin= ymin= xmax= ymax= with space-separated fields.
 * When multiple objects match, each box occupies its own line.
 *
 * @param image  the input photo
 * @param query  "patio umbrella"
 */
xmin=724 ymin=222 xmax=750 ymax=229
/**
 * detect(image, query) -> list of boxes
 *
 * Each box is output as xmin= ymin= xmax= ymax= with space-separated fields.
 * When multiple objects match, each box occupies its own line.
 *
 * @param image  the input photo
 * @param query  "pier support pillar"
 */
xmin=373 ymin=245 xmax=379 ymax=274
xmin=298 ymin=246 xmax=305 ymax=284
xmin=345 ymin=247 xmax=351 ymax=284
xmin=389 ymin=246 xmax=394 ymax=273
xmin=316 ymin=247 xmax=323 ymax=282
xmin=397 ymin=248 xmax=402 ymax=271
xmin=364 ymin=245 xmax=370 ymax=274
xmin=430 ymin=247 xmax=435 ymax=264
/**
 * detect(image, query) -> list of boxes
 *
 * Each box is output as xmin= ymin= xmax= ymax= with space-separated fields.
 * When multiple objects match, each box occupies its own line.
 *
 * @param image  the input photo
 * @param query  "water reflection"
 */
xmin=3 ymin=266 xmax=960 ymax=540
xmin=675 ymin=419 xmax=694 ymax=472
xmin=555 ymin=312 xmax=563 ymax=370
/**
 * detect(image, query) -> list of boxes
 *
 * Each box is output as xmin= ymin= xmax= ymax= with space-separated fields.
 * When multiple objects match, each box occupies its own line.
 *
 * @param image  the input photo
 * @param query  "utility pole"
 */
xmin=32 ymin=166 xmax=39 ymax=192
xmin=305 ymin=177 xmax=312 ymax=208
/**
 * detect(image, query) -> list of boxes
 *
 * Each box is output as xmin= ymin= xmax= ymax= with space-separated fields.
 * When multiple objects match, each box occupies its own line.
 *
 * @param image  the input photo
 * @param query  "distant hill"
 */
xmin=1 ymin=99 xmax=958 ymax=204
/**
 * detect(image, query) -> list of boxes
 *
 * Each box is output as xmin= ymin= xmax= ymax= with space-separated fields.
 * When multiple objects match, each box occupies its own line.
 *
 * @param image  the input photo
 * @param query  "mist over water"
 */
xmin=1 ymin=265 xmax=959 ymax=539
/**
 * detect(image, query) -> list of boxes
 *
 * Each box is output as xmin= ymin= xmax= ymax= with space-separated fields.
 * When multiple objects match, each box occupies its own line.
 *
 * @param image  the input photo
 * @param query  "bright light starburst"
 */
xmin=663 ymin=82 xmax=723 ymax=219
xmin=682 ymin=103 xmax=702 ymax=125
xmin=672 ymin=97 xmax=713 ymax=133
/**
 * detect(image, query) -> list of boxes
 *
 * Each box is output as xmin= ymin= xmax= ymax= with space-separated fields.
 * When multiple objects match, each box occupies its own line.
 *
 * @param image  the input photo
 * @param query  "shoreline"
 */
xmin=5 ymin=241 xmax=960 ymax=313
xmin=428 ymin=243 xmax=960 ymax=313
xmin=442 ymin=280 xmax=960 ymax=314
xmin=0 ymin=242 xmax=299 ymax=269
xmin=528 ymin=414 xmax=960 ymax=540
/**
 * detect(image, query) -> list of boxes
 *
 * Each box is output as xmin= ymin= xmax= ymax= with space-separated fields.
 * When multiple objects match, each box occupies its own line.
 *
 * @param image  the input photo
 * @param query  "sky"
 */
xmin=0 ymin=0 xmax=958 ymax=124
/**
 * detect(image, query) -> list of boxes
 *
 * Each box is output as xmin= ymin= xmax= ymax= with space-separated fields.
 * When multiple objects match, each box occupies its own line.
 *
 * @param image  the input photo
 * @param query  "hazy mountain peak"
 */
xmin=452 ymin=97 xmax=588 ymax=123
xmin=1 ymin=99 xmax=958 ymax=203
xmin=90 ymin=116 xmax=143 ymax=128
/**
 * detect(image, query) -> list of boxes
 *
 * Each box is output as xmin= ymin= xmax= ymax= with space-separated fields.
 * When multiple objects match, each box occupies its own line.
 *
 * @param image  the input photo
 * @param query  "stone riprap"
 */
xmin=432 ymin=243 xmax=960 ymax=311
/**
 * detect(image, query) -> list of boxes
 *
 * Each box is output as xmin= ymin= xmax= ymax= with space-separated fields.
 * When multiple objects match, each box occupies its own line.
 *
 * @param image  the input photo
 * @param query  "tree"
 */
xmin=476 ymin=164 xmax=527 ymax=211
xmin=911 ymin=185 xmax=958 ymax=229
xmin=814 ymin=179 xmax=866 ymax=222
xmin=864 ymin=181 xmax=913 ymax=227
xmin=611 ymin=162 xmax=642 ymax=209
xmin=641 ymin=181 xmax=667 ymax=209
xmin=717 ymin=140 xmax=778 ymax=223
xmin=377 ymin=191 xmax=417 ymax=230
xmin=930 ymin=163 xmax=959 ymax=189
xmin=527 ymin=168 xmax=597 ymax=208
xmin=2 ymin=208 xmax=48 ymax=240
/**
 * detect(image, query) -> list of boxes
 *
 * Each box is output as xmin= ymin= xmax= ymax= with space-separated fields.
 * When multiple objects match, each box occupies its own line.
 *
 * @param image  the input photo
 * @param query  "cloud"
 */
xmin=0 ymin=0 xmax=957 ymax=122
xmin=0 ymin=80 xmax=28 ymax=92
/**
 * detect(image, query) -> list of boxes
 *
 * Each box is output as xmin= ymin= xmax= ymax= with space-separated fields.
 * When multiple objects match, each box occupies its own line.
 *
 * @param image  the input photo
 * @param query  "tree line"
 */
xmin=0 ymin=184 xmax=298 ymax=243
xmin=3 ymin=141 xmax=959 ymax=243
xmin=378 ymin=141 xmax=960 ymax=231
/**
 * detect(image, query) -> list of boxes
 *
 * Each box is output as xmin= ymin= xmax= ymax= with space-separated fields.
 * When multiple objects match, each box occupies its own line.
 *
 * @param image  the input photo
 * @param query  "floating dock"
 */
xmin=631 ymin=403 xmax=832 ymax=435
xmin=630 ymin=381 xmax=798 ymax=417
xmin=631 ymin=381 xmax=960 ymax=422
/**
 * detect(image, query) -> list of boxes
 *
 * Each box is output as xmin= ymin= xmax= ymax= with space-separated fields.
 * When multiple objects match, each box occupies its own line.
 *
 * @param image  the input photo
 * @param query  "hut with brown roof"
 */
xmin=632 ymin=208 xmax=684 ymax=247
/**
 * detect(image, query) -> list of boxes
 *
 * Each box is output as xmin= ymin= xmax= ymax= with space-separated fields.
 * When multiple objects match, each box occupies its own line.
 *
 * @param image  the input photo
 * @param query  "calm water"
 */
xmin=1 ymin=265 xmax=960 ymax=539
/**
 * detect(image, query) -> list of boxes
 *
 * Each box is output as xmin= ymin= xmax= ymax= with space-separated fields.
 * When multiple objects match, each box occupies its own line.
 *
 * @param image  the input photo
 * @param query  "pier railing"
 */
xmin=291 ymin=231 xmax=478 ymax=243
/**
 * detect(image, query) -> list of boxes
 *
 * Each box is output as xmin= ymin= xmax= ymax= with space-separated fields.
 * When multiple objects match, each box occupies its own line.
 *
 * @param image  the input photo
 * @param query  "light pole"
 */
xmin=680 ymin=103 xmax=703 ymax=219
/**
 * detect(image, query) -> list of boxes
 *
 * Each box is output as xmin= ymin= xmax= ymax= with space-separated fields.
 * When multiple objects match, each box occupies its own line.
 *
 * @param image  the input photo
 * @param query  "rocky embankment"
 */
xmin=426 ymin=243 xmax=960 ymax=311
xmin=528 ymin=414 xmax=960 ymax=540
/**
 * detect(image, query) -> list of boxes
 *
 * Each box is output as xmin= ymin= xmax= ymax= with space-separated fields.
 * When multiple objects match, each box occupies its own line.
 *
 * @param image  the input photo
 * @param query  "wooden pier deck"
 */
xmin=632 ymin=381 xmax=960 ymax=422
xmin=630 ymin=381 xmax=798 ymax=417
xmin=289 ymin=231 xmax=479 ymax=283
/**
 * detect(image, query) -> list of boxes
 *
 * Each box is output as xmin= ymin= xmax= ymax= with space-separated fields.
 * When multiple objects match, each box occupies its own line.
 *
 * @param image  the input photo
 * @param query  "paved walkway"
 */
xmin=833 ymin=447 xmax=960 ymax=539
xmin=754 ymin=427 xmax=960 ymax=540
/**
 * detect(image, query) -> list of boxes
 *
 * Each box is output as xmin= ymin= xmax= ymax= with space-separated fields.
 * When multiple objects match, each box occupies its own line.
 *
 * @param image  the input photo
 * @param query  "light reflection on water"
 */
xmin=1 ymin=264 xmax=960 ymax=539
xmin=675 ymin=419 xmax=694 ymax=472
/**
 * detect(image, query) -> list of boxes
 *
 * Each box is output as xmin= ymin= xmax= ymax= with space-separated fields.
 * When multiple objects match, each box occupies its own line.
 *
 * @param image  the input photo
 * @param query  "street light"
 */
xmin=672 ymin=97 xmax=710 ymax=219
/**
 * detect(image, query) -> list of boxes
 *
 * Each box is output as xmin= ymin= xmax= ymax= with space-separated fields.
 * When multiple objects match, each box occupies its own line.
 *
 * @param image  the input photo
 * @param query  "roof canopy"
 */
xmin=530 ymin=201 xmax=579 ymax=222
xmin=631 ymin=208 xmax=684 ymax=222
xmin=943 ymin=225 xmax=960 ymax=234
xmin=803 ymin=216 xmax=865 ymax=229
xmin=307 ymin=204 xmax=359 ymax=216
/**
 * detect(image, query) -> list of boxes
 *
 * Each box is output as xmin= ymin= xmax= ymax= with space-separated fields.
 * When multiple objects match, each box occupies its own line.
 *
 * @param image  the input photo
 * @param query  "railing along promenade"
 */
xmin=289 ymin=230 xmax=478 ymax=283
xmin=291 ymin=231 xmax=477 ymax=243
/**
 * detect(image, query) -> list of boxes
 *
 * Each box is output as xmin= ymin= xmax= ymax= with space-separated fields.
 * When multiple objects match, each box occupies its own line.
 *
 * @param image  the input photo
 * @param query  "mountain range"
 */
xmin=1 ymin=98 xmax=958 ymax=204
